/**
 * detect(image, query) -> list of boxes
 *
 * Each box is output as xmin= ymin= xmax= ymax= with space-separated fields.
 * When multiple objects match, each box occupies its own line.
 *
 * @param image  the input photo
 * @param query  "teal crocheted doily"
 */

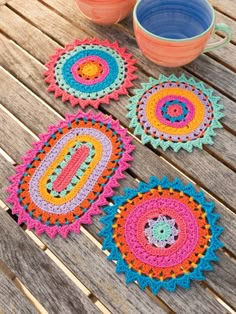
xmin=99 ymin=176 xmax=224 ymax=294
xmin=127 ymin=74 xmax=224 ymax=152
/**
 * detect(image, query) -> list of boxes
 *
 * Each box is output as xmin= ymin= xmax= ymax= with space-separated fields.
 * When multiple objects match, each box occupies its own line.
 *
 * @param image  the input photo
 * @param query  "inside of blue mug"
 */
xmin=136 ymin=0 xmax=214 ymax=39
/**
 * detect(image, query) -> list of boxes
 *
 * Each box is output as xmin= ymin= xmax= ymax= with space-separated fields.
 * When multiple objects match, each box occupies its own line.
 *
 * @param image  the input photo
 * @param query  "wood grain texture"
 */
xmin=210 ymin=0 xmax=236 ymax=20
xmin=0 ymin=209 xmax=99 ymax=313
xmin=0 ymin=268 xmax=38 ymax=314
xmin=0 ymin=17 xmax=235 ymax=210
xmin=0 ymin=93 xmax=235 ymax=310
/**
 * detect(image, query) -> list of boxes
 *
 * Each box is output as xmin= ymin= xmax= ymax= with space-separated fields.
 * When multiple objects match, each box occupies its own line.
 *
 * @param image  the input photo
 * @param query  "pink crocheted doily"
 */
xmin=6 ymin=111 xmax=135 ymax=238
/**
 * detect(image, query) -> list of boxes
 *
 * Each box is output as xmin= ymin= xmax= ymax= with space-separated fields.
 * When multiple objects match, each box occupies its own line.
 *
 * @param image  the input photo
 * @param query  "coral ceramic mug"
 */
xmin=75 ymin=0 xmax=136 ymax=25
xmin=133 ymin=0 xmax=232 ymax=67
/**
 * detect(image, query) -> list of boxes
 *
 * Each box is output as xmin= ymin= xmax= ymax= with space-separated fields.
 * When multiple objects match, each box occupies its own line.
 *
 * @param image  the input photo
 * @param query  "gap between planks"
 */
xmin=0 ymin=258 xmax=47 ymax=314
xmin=1 ymin=205 xmax=112 ymax=314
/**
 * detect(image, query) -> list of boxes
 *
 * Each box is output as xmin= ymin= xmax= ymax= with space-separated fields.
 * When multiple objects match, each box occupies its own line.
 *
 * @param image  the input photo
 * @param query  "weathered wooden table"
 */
xmin=0 ymin=0 xmax=235 ymax=313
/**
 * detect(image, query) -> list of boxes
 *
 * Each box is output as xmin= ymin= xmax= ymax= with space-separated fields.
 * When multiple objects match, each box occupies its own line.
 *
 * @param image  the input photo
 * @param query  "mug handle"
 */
xmin=203 ymin=23 xmax=232 ymax=53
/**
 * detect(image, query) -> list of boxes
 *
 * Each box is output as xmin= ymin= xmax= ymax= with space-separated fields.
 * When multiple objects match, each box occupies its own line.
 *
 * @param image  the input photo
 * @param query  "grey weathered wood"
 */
xmin=0 ymin=94 xmax=235 ymax=311
xmin=207 ymin=250 xmax=236 ymax=309
xmin=0 ymin=268 xmax=38 ymax=314
xmin=0 ymin=5 xmax=58 ymax=64
xmin=0 ymin=209 xmax=99 ymax=314
xmin=0 ymin=24 xmax=235 ymax=210
xmin=210 ymin=0 xmax=236 ymax=20
xmin=1 ymin=4 xmax=236 ymax=131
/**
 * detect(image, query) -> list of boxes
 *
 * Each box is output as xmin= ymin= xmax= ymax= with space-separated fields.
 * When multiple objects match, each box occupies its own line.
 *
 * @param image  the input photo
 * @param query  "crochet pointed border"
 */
xmin=127 ymin=74 xmax=224 ymax=152
xmin=44 ymin=37 xmax=137 ymax=108
xmin=6 ymin=111 xmax=135 ymax=238
xmin=99 ymin=176 xmax=224 ymax=294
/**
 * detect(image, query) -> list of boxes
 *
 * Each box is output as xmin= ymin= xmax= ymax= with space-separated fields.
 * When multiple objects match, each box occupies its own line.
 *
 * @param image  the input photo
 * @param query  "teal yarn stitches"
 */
xmin=99 ymin=176 xmax=224 ymax=294
xmin=127 ymin=74 xmax=224 ymax=152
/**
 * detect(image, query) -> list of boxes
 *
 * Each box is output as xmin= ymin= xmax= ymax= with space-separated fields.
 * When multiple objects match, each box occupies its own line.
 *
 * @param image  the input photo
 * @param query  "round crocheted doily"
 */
xmin=6 ymin=111 xmax=135 ymax=238
xmin=127 ymin=74 xmax=224 ymax=152
xmin=44 ymin=38 xmax=137 ymax=108
xmin=100 ymin=176 xmax=224 ymax=294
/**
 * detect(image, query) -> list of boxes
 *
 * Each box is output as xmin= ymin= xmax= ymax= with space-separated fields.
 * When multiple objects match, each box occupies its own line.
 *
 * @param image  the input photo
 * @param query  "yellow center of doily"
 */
xmin=79 ymin=62 xmax=101 ymax=78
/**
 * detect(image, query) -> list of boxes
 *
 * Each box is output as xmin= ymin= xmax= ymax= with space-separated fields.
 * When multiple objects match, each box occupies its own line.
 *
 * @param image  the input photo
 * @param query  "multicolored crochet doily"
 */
xmin=100 ymin=176 xmax=224 ymax=294
xmin=44 ymin=38 xmax=137 ymax=108
xmin=127 ymin=74 xmax=224 ymax=152
xmin=6 ymin=111 xmax=135 ymax=238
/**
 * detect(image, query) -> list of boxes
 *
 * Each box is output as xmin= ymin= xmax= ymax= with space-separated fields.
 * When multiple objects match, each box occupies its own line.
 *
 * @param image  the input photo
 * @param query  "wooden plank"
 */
xmin=25 ymin=0 xmax=236 ymax=99
xmin=0 ymin=210 xmax=99 ymax=314
xmin=0 ymin=0 xmax=11 ymax=5
xmin=0 ymin=5 xmax=58 ymax=64
xmin=204 ymin=128 xmax=236 ymax=171
xmin=210 ymin=0 xmax=236 ymax=20
xmin=207 ymin=251 xmax=236 ymax=309
xmin=215 ymin=11 xmax=236 ymax=43
xmin=0 ymin=268 xmax=38 ymax=314
xmin=0 ymin=88 xmax=236 ymax=312
xmin=0 ymin=25 xmax=236 ymax=209
xmin=1 ymin=4 xmax=235 ymax=131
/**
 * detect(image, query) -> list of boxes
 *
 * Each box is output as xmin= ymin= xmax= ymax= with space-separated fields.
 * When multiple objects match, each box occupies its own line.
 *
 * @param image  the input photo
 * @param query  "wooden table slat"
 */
xmin=210 ymin=0 xmax=236 ymax=20
xmin=0 ymin=268 xmax=38 ymax=314
xmin=0 ymin=208 xmax=99 ymax=314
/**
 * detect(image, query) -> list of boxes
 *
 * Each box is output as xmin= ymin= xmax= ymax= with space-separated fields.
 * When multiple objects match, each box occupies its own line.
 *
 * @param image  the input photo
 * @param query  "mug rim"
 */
xmin=133 ymin=0 xmax=216 ymax=42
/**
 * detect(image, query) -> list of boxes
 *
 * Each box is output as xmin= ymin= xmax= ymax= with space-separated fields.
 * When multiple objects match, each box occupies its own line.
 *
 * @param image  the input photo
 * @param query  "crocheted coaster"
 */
xmin=6 ymin=111 xmax=135 ymax=238
xmin=100 ymin=176 xmax=224 ymax=294
xmin=127 ymin=74 xmax=224 ymax=152
xmin=44 ymin=38 xmax=137 ymax=108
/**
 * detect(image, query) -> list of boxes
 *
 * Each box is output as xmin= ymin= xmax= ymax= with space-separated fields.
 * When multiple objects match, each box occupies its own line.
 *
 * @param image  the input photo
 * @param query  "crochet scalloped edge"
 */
xmin=99 ymin=176 xmax=224 ymax=294
xmin=6 ymin=110 xmax=135 ymax=239
xmin=44 ymin=37 xmax=137 ymax=109
xmin=126 ymin=74 xmax=224 ymax=152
